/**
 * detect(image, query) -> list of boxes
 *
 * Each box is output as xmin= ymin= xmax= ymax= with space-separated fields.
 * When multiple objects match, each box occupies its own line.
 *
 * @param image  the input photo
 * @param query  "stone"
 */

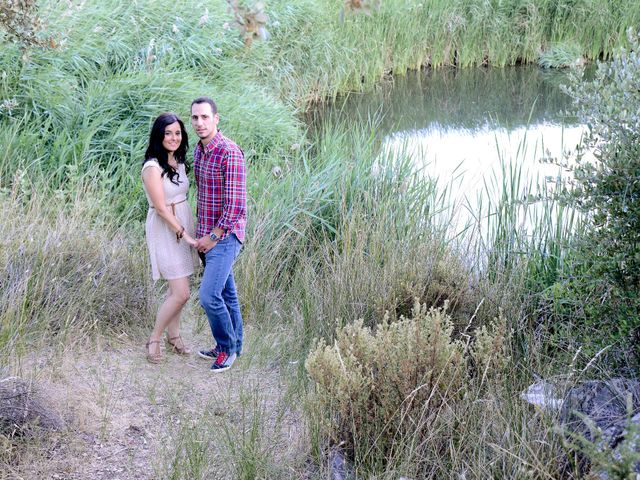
xmin=0 ymin=376 xmax=63 ymax=436
xmin=522 ymin=378 xmax=640 ymax=478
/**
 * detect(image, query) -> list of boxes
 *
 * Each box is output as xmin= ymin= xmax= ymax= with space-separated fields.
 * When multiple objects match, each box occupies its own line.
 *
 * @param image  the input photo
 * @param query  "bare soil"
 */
xmin=1 ymin=318 xmax=306 ymax=480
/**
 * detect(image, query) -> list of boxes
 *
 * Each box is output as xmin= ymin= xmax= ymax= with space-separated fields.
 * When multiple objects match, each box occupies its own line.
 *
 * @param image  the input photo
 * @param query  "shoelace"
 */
xmin=215 ymin=351 xmax=228 ymax=366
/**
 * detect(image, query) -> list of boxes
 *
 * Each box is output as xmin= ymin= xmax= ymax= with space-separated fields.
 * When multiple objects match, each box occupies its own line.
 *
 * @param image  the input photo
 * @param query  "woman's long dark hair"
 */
xmin=144 ymin=112 xmax=190 ymax=185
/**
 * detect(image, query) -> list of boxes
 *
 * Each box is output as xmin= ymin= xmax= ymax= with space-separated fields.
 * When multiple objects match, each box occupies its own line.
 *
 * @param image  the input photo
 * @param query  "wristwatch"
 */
xmin=209 ymin=231 xmax=221 ymax=242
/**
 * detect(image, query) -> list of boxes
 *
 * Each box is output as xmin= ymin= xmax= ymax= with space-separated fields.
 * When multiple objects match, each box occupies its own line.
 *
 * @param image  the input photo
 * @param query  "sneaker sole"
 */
xmin=210 ymin=365 xmax=232 ymax=373
xmin=197 ymin=351 xmax=217 ymax=360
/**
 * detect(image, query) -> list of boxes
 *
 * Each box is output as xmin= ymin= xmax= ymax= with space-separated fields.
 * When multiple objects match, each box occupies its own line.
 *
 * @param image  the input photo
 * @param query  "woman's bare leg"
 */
xmin=166 ymin=277 xmax=190 ymax=342
xmin=148 ymin=277 xmax=190 ymax=355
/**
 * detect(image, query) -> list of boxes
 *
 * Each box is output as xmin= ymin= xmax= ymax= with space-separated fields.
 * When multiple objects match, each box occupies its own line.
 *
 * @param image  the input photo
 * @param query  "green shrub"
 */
xmin=547 ymin=29 xmax=640 ymax=370
xmin=305 ymin=302 xmax=511 ymax=475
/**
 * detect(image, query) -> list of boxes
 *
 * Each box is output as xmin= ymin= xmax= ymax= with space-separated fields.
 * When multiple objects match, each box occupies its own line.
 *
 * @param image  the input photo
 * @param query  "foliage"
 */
xmin=0 ymin=0 xmax=47 ymax=46
xmin=548 ymin=29 xmax=640 ymax=369
xmin=0 ymin=0 xmax=639 ymax=215
xmin=305 ymin=302 xmax=512 ymax=475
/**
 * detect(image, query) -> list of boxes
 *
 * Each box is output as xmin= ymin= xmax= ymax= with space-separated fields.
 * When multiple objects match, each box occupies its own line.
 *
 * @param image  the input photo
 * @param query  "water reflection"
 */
xmin=309 ymin=66 xmax=578 ymax=133
xmin=310 ymin=66 xmax=586 ymax=230
xmin=383 ymin=122 xmax=584 ymax=199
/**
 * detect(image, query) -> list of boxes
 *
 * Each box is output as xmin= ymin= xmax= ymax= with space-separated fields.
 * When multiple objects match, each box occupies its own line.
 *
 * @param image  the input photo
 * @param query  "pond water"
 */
xmin=309 ymin=66 xmax=586 ymax=231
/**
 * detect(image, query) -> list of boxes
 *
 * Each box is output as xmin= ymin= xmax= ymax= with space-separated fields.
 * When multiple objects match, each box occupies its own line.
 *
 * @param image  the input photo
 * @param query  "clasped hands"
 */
xmin=195 ymin=236 xmax=217 ymax=253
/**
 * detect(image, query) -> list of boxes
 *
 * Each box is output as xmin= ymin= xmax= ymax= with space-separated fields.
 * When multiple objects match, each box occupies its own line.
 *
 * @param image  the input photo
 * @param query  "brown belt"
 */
xmin=150 ymin=198 xmax=187 ymax=216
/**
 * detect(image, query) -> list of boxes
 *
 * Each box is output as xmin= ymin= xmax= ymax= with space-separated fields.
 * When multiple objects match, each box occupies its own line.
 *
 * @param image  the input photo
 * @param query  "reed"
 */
xmin=1 ymin=0 xmax=635 ymax=213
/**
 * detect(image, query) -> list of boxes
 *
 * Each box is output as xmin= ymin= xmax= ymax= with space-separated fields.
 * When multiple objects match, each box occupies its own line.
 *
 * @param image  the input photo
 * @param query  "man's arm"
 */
xmin=216 ymin=146 xmax=247 ymax=236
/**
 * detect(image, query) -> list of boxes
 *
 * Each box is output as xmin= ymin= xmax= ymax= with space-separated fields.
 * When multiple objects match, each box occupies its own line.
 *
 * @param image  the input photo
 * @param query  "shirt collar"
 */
xmin=200 ymin=131 xmax=222 ymax=154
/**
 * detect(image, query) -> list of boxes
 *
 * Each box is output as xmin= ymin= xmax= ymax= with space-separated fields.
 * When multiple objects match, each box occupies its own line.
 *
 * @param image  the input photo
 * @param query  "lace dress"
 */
xmin=142 ymin=160 xmax=198 ymax=281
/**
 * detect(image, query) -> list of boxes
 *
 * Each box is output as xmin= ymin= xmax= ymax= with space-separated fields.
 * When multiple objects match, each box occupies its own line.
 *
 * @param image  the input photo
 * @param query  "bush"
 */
xmin=549 ymin=29 xmax=640 ymax=370
xmin=305 ymin=302 xmax=510 ymax=476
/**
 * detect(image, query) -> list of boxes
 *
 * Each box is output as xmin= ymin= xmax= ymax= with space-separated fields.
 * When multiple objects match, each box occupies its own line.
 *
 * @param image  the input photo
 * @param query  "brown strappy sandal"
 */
xmin=145 ymin=340 xmax=163 ymax=363
xmin=166 ymin=335 xmax=191 ymax=355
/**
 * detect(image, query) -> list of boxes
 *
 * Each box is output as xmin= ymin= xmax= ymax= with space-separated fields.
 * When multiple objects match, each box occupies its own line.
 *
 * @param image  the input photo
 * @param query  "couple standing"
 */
xmin=141 ymin=97 xmax=245 ymax=373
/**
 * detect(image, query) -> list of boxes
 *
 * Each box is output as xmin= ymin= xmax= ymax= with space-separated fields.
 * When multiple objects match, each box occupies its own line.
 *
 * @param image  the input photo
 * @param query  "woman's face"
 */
xmin=162 ymin=121 xmax=182 ymax=154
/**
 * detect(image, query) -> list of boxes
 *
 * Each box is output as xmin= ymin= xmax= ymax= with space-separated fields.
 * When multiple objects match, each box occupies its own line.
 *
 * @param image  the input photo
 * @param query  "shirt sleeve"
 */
xmin=217 ymin=146 xmax=247 ymax=235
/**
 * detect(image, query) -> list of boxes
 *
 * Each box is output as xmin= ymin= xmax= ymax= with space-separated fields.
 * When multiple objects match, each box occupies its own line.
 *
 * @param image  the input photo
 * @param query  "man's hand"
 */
xmin=196 ymin=236 xmax=217 ymax=253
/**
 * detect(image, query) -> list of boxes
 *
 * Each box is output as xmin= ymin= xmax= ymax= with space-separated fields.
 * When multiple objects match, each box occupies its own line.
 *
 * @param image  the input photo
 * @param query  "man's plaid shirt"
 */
xmin=194 ymin=131 xmax=247 ymax=243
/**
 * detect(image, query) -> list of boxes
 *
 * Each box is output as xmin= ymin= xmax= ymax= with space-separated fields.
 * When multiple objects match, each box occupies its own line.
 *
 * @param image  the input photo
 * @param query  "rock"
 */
xmin=520 ymin=378 xmax=565 ymax=412
xmin=0 ymin=376 xmax=63 ymax=436
xmin=328 ymin=445 xmax=355 ymax=480
xmin=560 ymin=379 xmax=640 ymax=478
xmin=523 ymin=378 xmax=640 ymax=478
xmin=561 ymin=378 xmax=640 ymax=445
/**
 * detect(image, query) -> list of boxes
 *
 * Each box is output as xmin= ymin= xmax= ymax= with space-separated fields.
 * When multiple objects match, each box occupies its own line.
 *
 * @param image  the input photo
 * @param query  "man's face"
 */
xmin=191 ymin=102 xmax=219 ymax=145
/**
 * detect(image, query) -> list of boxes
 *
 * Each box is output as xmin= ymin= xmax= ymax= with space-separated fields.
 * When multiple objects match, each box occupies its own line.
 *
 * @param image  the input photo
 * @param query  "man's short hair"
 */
xmin=191 ymin=96 xmax=217 ymax=114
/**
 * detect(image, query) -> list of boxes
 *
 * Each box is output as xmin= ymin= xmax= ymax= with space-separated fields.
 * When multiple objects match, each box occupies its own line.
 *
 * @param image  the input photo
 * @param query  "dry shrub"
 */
xmin=0 ymin=0 xmax=48 ymax=47
xmin=306 ymin=301 xmax=511 ymax=474
xmin=390 ymin=250 xmax=475 ymax=324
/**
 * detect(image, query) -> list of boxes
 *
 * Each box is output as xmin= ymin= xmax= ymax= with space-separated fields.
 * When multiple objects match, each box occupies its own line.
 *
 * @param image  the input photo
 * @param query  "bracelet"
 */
xmin=176 ymin=226 xmax=185 ymax=242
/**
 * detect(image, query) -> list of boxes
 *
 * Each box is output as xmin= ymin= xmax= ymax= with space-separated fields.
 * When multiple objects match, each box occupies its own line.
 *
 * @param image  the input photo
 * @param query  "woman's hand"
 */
xmin=183 ymin=232 xmax=197 ymax=248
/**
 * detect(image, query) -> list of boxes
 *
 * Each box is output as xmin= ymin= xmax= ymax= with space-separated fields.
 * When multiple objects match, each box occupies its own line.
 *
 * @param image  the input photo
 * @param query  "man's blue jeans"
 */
xmin=200 ymin=234 xmax=244 ymax=355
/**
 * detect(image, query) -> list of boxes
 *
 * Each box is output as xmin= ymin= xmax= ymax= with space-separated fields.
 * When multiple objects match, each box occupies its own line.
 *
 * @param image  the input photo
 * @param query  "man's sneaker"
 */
xmin=210 ymin=351 xmax=236 ymax=372
xmin=197 ymin=346 xmax=219 ymax=360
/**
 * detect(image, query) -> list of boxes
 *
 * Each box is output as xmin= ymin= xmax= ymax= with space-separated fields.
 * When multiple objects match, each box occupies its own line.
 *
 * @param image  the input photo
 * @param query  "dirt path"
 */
xmin=5 ymin=319 xmax=305 ymax=479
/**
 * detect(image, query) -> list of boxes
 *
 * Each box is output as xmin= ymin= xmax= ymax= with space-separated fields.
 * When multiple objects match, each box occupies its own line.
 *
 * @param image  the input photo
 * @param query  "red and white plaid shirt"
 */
xmin=194 ymin=131 xmax=247 ymax=243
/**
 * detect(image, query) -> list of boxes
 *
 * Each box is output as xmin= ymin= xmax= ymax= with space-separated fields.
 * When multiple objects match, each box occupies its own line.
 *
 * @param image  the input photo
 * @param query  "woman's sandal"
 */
xmin=145 ymin=340 xmax=163 ymax=363
xmin=166 ymin=335 xmax=191 ymax=355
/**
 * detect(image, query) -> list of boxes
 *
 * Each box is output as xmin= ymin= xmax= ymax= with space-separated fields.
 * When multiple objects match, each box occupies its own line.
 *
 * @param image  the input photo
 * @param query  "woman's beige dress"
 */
xmin=142 ymin=159 xmax=198 ymax=281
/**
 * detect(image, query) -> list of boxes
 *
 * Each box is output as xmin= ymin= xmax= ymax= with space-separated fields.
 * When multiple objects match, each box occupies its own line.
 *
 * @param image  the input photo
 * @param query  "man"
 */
xmin=191 ymin=96 xmax=246 ymax=372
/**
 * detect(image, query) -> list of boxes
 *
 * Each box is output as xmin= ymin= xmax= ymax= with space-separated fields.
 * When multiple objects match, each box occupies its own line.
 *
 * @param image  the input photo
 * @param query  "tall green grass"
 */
xmin=0 ymin=1 xmax=617 ymax=477
xmin=0 ymin=117 xmax=587 ymax=478
xmin=1 ymin=0 xmax=638 ymax=213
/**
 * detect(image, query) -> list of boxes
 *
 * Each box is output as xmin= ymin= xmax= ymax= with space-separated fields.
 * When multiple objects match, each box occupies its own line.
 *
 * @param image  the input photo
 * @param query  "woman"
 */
xmin=142 ymin=112 xmax=198 ymax=363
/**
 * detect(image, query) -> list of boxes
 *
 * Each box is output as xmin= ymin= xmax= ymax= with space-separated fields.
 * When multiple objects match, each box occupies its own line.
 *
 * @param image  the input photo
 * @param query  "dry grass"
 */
xmin=0 ymin=188 xmax=153 ymax=365
xmin=305 ymin=303 xmax=562 ymax=479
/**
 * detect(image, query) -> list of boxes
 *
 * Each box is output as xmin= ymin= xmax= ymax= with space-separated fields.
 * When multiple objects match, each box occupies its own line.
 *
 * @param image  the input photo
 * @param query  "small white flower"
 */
xmin=272 ymin=166 xmax=282 ymax=178
xmin=257 ymin=26 xmax=270 ymax=41
xmin=290 ymin=143 xmax=300 ymax=151
xmin=371 ymin=162 xmax=380 ymax=178
xmin=172 ymin=24 xmax=179 ymax=34
xmin=199 ymin=8 xmax=209 ymax=26
xmin=222 ymin=22 xmax=231 ymax=30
